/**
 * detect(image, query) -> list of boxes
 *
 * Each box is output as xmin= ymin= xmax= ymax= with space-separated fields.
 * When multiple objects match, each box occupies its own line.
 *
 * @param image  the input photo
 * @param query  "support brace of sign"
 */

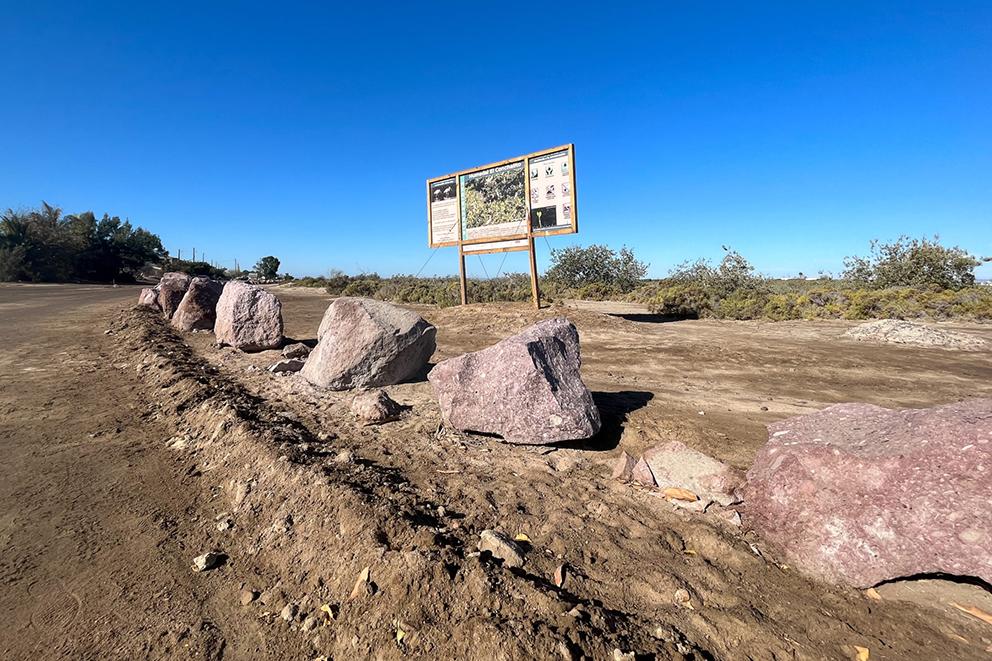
xmin=427 ymin=144 xmax=578 ymax=310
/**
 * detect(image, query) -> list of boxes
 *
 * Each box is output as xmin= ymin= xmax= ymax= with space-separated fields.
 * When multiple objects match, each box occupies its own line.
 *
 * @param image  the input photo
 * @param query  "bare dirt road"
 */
xmin=0 ymin=284 xmax=307 ymax=659
xmin=2 ymin=283 xmax=992 ymax=660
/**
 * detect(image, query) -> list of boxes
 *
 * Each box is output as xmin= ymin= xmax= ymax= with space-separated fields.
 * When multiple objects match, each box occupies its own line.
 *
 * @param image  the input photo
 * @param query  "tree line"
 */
xmin=1 ymin=202 xmax=166 ymax=282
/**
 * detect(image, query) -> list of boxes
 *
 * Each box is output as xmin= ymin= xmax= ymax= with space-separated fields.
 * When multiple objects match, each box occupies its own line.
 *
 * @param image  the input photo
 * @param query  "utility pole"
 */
xmin=192 ymin=247 xmax=196 ymax=262
xmin=178 ymin=248 xmax=182 ymax=261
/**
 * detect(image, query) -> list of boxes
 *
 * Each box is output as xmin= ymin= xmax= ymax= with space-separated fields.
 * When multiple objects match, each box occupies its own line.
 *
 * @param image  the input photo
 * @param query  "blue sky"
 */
xmin=1 ymin=2 xmax=989 ymax=279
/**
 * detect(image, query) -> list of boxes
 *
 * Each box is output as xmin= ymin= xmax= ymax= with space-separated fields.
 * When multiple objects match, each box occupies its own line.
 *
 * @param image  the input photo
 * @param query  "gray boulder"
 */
xmin=157 ymin=272 xmax=192 ymax=319
xmin=171 ymin=277 xmax=223 ymax=331
xmin=213 ymin=281 xmax=284 ymax=351
xmin=428 ymin=318 xmax=601 ymax=445
xmin=743 ymin=399 xmax=992 ymax=588
xmin=301 ymin=297 xmax=436 ymax=390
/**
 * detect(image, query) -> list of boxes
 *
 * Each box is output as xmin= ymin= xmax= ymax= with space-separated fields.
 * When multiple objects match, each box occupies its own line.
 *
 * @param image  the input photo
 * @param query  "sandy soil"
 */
xmin=2 ymin=283 xmax=991 ymax=659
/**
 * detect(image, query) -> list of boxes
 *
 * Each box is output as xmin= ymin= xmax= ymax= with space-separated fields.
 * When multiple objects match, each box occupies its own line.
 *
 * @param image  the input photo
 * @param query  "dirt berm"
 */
xmin=109 ymin=305 xmax=989 ymax=660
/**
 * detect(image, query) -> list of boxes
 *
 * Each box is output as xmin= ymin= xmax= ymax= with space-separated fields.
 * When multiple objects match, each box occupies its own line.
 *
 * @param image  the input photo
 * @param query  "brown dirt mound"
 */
xmin=111 ymin=305 xmax=992 ymax=660
xmin=111 ymin=307 xmax=702 ymax=659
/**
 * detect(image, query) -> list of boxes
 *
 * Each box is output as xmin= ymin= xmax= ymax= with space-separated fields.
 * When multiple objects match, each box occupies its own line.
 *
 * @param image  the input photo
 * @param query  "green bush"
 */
xmin=843 ymin=236 xmax=982 ymax=290
xmin=545 ymin=244 xmax=648 ymax=293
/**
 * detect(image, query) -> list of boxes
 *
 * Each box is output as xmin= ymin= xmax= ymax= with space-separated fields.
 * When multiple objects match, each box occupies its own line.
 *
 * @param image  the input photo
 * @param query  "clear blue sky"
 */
xmin=1 ymin=2 xmax=989 ymax=279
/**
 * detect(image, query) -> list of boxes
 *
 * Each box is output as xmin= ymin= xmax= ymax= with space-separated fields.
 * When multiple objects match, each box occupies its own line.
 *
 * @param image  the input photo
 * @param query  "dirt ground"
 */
xmin=2 ymin=283 xmax=992 ymax=659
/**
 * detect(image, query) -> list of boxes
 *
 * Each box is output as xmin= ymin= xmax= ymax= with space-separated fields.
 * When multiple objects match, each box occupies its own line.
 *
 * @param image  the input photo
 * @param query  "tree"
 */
xmin=843 ymin=236 xmax=980 ymax=290
xmin=0 ymin=202 xmax=165 ymax=282
xmin=545 ymin=244 xmax=648 ymax=293
xmin=254 ymin=255 xmax=281 ymax=280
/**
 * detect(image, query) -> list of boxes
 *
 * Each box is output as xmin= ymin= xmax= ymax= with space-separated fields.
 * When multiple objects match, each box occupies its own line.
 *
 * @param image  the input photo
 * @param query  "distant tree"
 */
xmin=254 ymin=255 xmax=280 ymax=280
xmin=0 ymin=202 xmax=165 ymax=282
xmin=545 ymin=244 xmax=648 ymax=293
xmin=843 ymin=236 xmax=980 ymax=290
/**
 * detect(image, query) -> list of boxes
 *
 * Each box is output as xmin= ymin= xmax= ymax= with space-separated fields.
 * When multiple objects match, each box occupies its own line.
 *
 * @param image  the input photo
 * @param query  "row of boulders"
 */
xmin=297 ymin=298 xmax=601 ymax=444
xmin=139 ymin=273 xmax=284 ymax=350
xmin=141 ymin=282 xmax=602 ymax=445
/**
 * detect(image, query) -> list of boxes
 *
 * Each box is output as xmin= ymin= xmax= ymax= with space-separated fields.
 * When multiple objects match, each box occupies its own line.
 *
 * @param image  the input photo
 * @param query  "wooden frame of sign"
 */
xmin=426 ymin=144 xmax=578 ymax=308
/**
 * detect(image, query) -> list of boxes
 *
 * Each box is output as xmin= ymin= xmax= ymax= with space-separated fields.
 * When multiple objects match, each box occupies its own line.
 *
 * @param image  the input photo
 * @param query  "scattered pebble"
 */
xmin=192 ymin=552 xmax=225 ymax=572
xmin=281 ymin=602 xmax=298 ymax=622
xmin=240 ymin=589 xmax=259 ymax=606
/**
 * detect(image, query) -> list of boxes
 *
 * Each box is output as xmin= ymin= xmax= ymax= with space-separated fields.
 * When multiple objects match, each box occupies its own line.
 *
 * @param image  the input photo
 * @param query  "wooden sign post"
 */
xmin=427 ymin=144 xmax=578 ymax=310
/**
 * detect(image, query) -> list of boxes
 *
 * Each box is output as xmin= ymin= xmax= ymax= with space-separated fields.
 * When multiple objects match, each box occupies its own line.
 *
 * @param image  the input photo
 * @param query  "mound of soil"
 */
xmin=103 ymin=304 xmax=992 ymax=660
xmin=844 ymin=319 xmax=987 ymax=351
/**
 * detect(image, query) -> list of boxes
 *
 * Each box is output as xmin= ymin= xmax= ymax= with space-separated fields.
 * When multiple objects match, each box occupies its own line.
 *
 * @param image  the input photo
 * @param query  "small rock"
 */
xmin=631 ymin=457 xmax=656 ymax=487
xmin=478 ymin=530 xmax=525 ymax=568
xmin=240 ymin=589 xmax=259 ymax=606
xmin=192 ymin=552 xmax=224 ymax=572
xmin=611 ymin=451 xmax=637 ymax=481
xmin=333 ymin=450 xmax=354 ymax=464
xmin=613 ymin=650 xmax=635 ymax=661
xmin=282 ymin=342 xmax=311 ymax=359
xmin=350 ymin=389 xmax=404 ymax=425
xmin=216 ymin=517 xmax=233 ymax=532
xmin=300 ymin=615 xmax=318 ymax=632
xmin=281 ymin=603 xmax=298 ymax=622
xmin=269 ymin=358 xmax=306 ymax=374
xmin=673 ymin=588 xmax=694 ymax=609
xmin=642 ymin=440 xmax=742 ymax=509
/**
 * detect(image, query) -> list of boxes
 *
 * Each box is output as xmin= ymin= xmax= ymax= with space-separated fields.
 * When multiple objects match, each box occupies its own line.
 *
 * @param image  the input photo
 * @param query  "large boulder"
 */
xmin=138 ymin=287 xmax=160 ymax=310
xmin=301 ymin=297 xmax=436 ymax=390
xmin=428 ymin=318 xmax=601 ymax=445
xmin=743 ymin=399 xmax=992 ymax=588
xmin=157 ymin=272 xmax=192 ymax=319
xmin=213 ymin=281 xmax=284 ymax=351
xmin=171 ymin=277 xmax=223 ymax=331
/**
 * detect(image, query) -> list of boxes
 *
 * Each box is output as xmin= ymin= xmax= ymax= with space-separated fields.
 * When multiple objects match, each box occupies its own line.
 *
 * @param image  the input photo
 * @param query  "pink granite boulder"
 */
xmin=171 ymin=277 xmax=223 ymax=331
xmin=302 ymin=297 xmax=435 ymax=390
xmin=743 ymin=399 xmax=992 ymax=588
xmin=213 ymin=281 xmax=283 ymax=351
xmin=428 ymin=318 xmax=601 ymax=445
xmin=138 ymin=287 xmax=160 ymax=309
xmin=157 ymin=272 xmax=192 ymax=319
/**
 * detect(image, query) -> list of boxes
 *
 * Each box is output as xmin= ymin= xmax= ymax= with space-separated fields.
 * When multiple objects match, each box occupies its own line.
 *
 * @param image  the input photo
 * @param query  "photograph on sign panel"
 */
xmin=460 ymin=162 xmax=527 ymax=241
xmin=429 ymin=177 xmax=459 ymax=245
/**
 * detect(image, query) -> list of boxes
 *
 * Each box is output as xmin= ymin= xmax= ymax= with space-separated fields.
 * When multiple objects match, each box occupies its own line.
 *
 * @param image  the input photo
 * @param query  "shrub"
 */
xmin=842 ymin=236 xmax=981 ymax=290
xmin=545 ymin=244 xmax=648 ymax=293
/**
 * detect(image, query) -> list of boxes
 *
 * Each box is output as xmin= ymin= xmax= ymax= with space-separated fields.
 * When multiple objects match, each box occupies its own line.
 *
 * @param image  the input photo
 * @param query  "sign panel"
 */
xmin=428 ymin=177 xmax=459 ymax=246
xmin=426 ymin=144 xmax=577 ymax=247
xmin=528 ymin=149 xmax=574 ymax=234
xmin=459 ymin=161 xmax=528 ymax=243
